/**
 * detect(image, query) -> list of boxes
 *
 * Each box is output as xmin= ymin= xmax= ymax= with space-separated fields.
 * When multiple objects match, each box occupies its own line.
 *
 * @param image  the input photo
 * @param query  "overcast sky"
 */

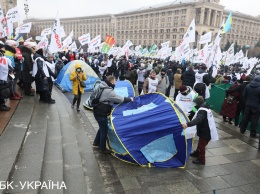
xmin=17 ymin=0 xmax=259 ymax=20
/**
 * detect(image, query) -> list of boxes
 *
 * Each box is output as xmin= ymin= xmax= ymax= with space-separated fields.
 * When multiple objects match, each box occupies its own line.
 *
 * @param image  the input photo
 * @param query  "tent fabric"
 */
xmin=108 ymin=93 xmax=193 ymax=168
xmin=55 ymin=60 xmax=99 ymax=92
xmin=83 ymin=80 xmax=135 ymax=109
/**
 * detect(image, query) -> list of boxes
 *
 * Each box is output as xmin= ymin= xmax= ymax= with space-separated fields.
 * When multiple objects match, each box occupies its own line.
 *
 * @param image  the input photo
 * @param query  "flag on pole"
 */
xmin=222 ymin=12 xmax=232 ymax=34
xmin=101 ymin=35 xmax=115 ymax=54
xmin=49 ymin=12 xmax=62 ymax=53
xmin=149 ymin=44 xmax=157 ymax=52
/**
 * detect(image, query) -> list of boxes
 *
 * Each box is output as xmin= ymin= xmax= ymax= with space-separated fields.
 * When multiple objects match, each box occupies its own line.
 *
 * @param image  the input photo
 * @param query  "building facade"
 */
xmin=0 ymin=0 xmax=17 ymax=15
xmin=26 ymin=0 xmax=260 ymax=50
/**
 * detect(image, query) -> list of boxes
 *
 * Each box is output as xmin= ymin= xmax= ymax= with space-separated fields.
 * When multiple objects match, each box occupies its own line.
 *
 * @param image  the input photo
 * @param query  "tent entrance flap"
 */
xmin=140 ymin=134 xmax=177 ymax=163
xmin=114 ymin=87 xmax=129 ymax=98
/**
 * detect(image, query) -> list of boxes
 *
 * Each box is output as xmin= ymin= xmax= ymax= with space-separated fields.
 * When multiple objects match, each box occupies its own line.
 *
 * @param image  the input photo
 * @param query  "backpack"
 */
xmin=89 ymin=88 xmax=105 ymax=107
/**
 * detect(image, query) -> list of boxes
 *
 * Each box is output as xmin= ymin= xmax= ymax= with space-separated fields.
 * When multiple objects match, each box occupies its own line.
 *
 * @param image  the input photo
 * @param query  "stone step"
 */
xmin=0 ymin=97 xmax=35 ymax=194
xmin=40 ymin=91 xmax=64 ymax=194
xmin=6 ymin=101 xmax=49 ymax=193
xmin=55 ymin=87 xmax=88 ymax=194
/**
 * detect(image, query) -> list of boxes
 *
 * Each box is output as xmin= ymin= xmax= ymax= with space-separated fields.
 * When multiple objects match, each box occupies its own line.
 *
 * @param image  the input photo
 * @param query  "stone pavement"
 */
xmin=0 ymin=85 xmax=259 ymax=194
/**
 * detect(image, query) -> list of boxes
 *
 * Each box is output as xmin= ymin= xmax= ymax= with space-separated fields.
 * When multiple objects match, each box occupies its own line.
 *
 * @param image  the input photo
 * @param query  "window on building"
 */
xmin=174 ymin=23 xmax=178 ymax=27
xmin=166 ymin=35 xmax=170 ymax=39
xmin=168 ymin=11 xmax=172 ymax=15
xmin=160 ymin=29 xmax=164 ymax=33
xmin=167 ymin=23 xmax=171 ymax=27
xmin=161 ymin=23 xmax=164 ymax=28
xmin=172 ymin=40 xmax=176 ymax=45
xmin=168 ymin=17 xmax=171 ymax=22
xmin=175 ymin=10 xmax=179 ymax=15
xmin=182 ymin=9 xmax=186 ymax=14
xmin=156 ymin=13 xmax=159 ymax=17
xmin=181 ymin=16 xmax=186 ymax=21
xmin=162 ymin=12 xmax=165 ymax=16
xmin=173 ymin=28 xmax=177 ymax=32
xmin=161 ymin=18 xmax=165 ymax=22
xmin=180 ymin=28 xmax=184 ymax=32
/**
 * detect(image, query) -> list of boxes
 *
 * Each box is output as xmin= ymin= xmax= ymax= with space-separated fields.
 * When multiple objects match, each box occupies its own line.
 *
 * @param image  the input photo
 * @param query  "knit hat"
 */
xmin=161 ymin=68 xmax=166 ymax=73
xmin=24 ymin=41 xmax=37 ymax=49
xmin=179 ymin=85 xmax=187 ymax=93
xmin=5 ymin=40 xmax=17 ymax=47
xmin=194 ymin=96 xmax=204 ymax=107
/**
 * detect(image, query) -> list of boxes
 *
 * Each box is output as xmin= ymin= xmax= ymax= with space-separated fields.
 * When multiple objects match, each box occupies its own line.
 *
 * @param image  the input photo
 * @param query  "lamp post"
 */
xmin=245 ymin=45 xmax=250 ymax=57
xmin=24 ymin=0 xmax=29 ymax=19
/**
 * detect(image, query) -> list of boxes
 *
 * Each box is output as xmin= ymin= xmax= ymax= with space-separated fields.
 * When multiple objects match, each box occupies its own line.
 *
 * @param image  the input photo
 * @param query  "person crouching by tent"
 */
xmin=92 ymin=76 xmax=133 ymax=154
xmin=70 ymin=64 xmax=87 ymax=111
xmin=182 ymin=96 xmax=218 ymax=165
xmin=142 ymin=70 xmax=159 ymax=94
xmin=33 ymin=48 xmax=55 ymax=104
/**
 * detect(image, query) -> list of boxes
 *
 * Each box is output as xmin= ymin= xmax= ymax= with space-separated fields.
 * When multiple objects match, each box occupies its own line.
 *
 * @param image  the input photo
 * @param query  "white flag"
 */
xmin=69 ymin=41 xmax=77 ymax=52
xmin=78 ymin=33 xmax=91 ymax=46
xmin=122 ymin=40 xmax=133 ymax=52
xmin=225 ymin=43 xmax=234 ymax=65
xmin=161 ymin=41 xmax=170 ymax=48
xmin=60 ymin=26 xmax=66 ymax=38
xmin=88 ymin=35 xmax=101 ymax=51
xmin=6 ymin=7 xmax=20 ymax=23
xmin=63 ymin=30 xmax=73 ymax=48
xmin=41 ymin=28 xmax=52 ymax=36
xmin=16 ymin=22 xmax=32 ymax=34
xmin=49 ymin=13 xmax=62 ymax=53
xmin=183 ymin=19 xmax=195 ymax=44
xmin=199 ymin=31 xmax=212 ymax=44
xmin=37 ymin=36 xmax=48 ymax=50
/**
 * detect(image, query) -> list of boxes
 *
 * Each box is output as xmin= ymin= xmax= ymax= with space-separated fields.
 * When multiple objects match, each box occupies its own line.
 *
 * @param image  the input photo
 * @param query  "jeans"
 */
xmin=93 ymin=114 xmax=109 ymax=151
xmin=240 ymin=106 xmax=260 ymax=136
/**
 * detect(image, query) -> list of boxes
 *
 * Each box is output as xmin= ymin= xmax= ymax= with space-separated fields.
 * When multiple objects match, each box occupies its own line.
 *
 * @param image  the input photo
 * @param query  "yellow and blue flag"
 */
xmin=222 ymin=12 xmax=232 ymax=34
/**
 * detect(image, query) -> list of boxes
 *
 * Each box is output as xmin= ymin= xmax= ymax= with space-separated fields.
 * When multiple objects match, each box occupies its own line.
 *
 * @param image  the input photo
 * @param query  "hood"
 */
xmin=99 ymin=81 xmax=112 ymax=89
xmin=249 ymin=76 xmax=260 ymax=88
xmin=198 ymin=69 xmax=206 ymax=74
xmin=75 ymin=64 xmax=82 ymax=69
xmin=19 ymin=45 xmax=32 ymax=55
xmin=33 ymin=52 xmax=43 ymax=60
xmin=200 ymin=102 xmax=210 ymax=109
xmin=186 ymin=69 xmax=195 ymax=75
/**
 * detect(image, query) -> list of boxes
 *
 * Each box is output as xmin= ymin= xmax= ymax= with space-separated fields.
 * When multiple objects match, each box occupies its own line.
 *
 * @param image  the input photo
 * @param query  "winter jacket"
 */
xmin=69 ymin=64 xmax=87 ymax=95
xmin=5 ymin=45 xmax=22 ymax=79
xmin=196 ymin=69 xmax=210 ymax=86
xmin=154 ymin=64 xmax=162 ymax=74
xmin=20 ymin=46 xmax=33 ymax=82
xmin=243 ymin=76 xmax=260 ymax=108
xmin=187 ymin=102 xmax=211 ymax=140
xmin=174 ymin=73 xmax=182 ymax=89
xmin=181 ymin=69 xmax=195 ymax=88
xmin=94 ymin=81 xmax=131 ymax=117
xmin=156 ymin=73 xmax=169 ymax=94
xmin=227 ymin=81 xmax=250 ymax=107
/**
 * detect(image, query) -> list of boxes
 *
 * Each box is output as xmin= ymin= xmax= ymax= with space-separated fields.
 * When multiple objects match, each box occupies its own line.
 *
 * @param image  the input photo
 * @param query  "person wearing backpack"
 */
xmin=92 ymin=75 xmax=133 ymax=154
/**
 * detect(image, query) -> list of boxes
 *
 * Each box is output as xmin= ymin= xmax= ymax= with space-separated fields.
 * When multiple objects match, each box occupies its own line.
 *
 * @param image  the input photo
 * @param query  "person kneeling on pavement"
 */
xmin=92 ymin=76 xmax=133 ymax=154
xmin=182 ymin=96 xmax=218 ymax=165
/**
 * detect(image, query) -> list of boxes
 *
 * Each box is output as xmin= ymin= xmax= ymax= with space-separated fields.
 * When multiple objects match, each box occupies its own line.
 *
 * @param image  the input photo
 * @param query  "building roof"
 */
xmin=117 ymin=0 xmax=199 ymax=15
xmin=224 ymin=9 xmax=260 ymax=22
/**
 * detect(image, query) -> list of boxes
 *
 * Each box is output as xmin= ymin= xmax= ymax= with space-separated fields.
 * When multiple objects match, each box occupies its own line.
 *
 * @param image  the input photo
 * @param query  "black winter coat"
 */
xmin=181 ymin=69 xmax=195 ymax=88
xmin=226 ymin=81 xmax=250 ymax=108
xmin=33 ymin=53 xmax=49 ymax=92
xmin=243 ymin=76 xmax=260 ymax=108
xmin=187 ymin=102 xmax=211 ymax=140
xmin=20 ymin=46 xmax=33 ymax=82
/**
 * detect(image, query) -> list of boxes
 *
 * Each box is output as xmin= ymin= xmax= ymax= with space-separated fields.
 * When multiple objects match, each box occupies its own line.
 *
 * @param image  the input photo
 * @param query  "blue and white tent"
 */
xmin=107 ymin=93 xmax=193 ymax=168
xmin=55 ymin=60 xmax=99 ymax=92
xmin=83 ymin=80 xmax=135 ymax=109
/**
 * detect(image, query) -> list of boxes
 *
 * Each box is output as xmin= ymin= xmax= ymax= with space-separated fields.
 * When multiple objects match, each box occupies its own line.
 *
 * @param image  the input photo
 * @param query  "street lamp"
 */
xmin=24 ymin=0 xmax=29 ymax=19
xmin=245 ymin=45 xmax=250 ymax=57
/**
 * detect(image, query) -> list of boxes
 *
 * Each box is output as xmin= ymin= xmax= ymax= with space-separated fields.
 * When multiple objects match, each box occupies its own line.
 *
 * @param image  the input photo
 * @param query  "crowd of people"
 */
xmin=0 ymin=38 xmax=259 ymax=163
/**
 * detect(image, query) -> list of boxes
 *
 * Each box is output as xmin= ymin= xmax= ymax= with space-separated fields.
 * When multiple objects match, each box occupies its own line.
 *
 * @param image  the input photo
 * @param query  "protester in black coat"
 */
xmin=20 ymin=45 xmax=34 ymax=96
xmin=226 ymin=76 xmax=252 ymax=126
xmin=181 ymin=66 xmax=195 ymax=88
xmin=240 ymin=76 xmax=260 ymax=137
